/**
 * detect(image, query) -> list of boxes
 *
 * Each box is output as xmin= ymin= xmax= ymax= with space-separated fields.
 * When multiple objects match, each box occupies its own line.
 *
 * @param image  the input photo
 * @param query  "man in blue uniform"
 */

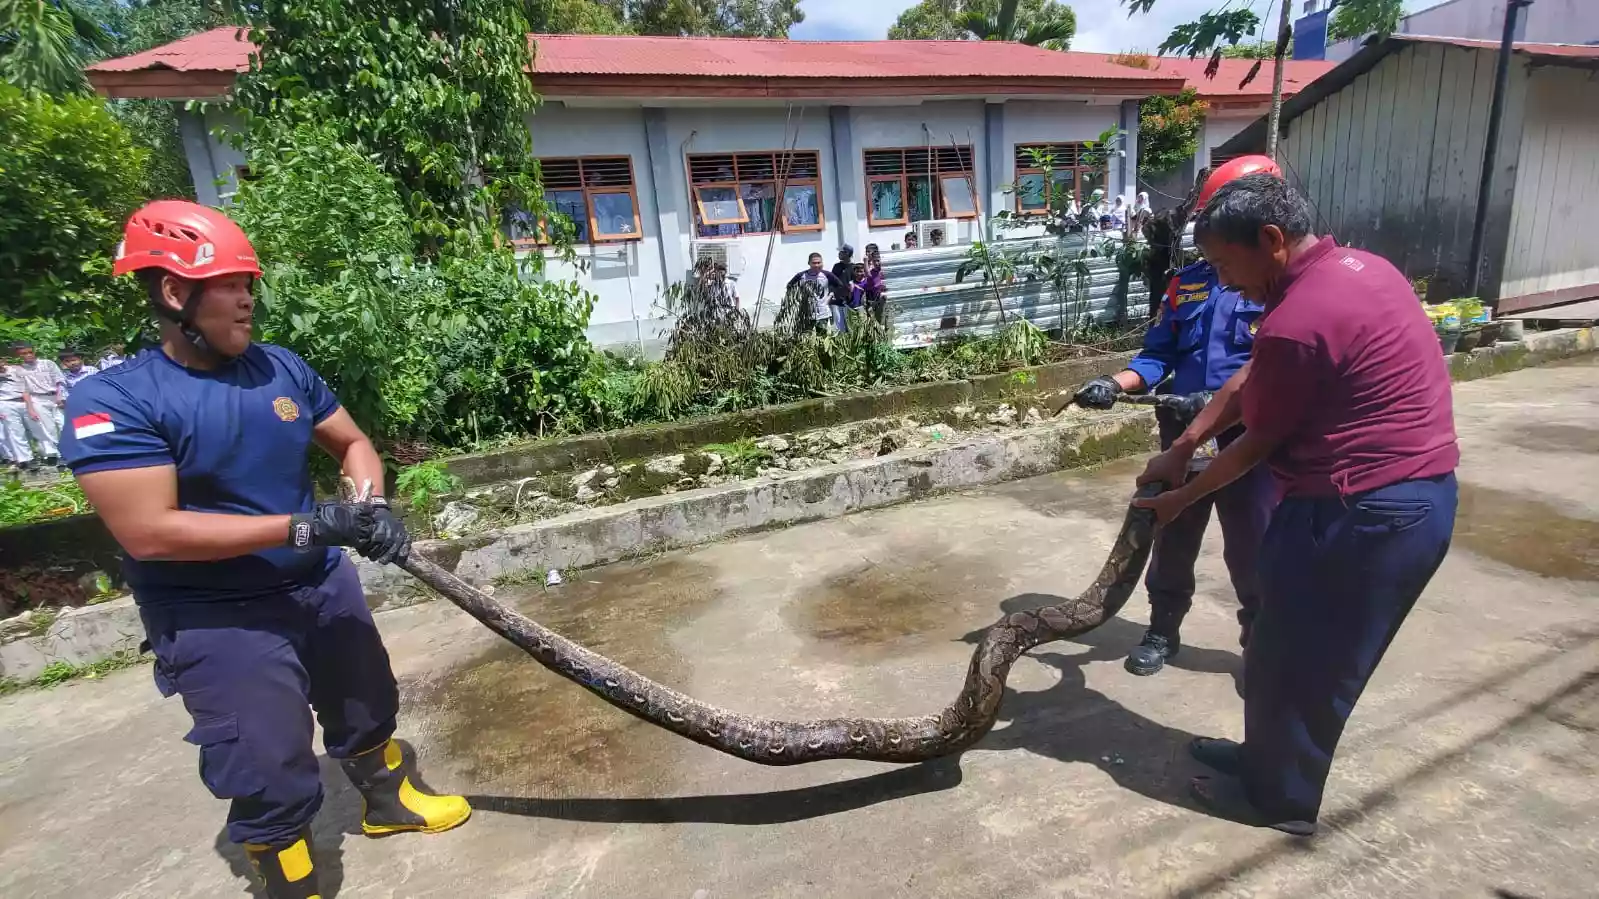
xmin=62 ymin=201 xmax=469 ymax=899
xmin=1072 ymin=156 xmax=1283 ymax=677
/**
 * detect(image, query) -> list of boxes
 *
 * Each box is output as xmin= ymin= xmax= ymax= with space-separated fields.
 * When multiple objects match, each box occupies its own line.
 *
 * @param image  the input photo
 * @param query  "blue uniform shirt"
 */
xmin=1127 ymin=259 xmax=1265 ymax=396
xmin=61 ymin=344 xmax=341 ymax=605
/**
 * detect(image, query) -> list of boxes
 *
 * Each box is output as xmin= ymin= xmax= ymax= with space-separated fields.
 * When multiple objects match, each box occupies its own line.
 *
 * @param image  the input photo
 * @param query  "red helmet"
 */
xmin=1194 ymin=154 xmax=1284 ymax=213
xmin=113 ymin=200 xmax=262 ymax=280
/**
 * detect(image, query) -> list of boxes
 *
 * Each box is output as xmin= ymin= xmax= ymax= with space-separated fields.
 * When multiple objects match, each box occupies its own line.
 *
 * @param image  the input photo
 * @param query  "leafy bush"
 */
xmin=0 ymin=83 xmax=150 ymax=349
xmin=235 ymin=125 xmax=597 ymax=446
xmin=395 ymin=460 xmax=462 ymax=524
xmin=0 ymin=475 xmax=92 ymax=528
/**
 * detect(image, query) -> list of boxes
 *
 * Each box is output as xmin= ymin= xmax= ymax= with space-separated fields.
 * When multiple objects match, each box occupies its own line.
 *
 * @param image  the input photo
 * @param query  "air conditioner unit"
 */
xmin=913 ymin=219 xmax=961 ymax=248
xmin=688 ymin=240 xmax=746 ymax=277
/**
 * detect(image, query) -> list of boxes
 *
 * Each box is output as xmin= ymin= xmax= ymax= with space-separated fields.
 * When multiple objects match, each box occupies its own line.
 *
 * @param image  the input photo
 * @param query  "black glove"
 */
xmin=354 ymin=497 xmax=411 ymax=565
xmin=1153 ymin=391 xmax=1213 ymax=430
xmin=353 ymin=497 xmax=411 ymax=565
xmin=288 ymin=502 xmax=369 ymax=551
xmin=1073 ymin=375 xmax=1122 ymax=410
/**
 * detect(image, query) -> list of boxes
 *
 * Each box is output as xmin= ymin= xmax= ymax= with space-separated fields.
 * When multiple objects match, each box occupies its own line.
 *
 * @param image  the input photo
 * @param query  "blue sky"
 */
xmin=789 ymin=1 xmax=1437 ymax=52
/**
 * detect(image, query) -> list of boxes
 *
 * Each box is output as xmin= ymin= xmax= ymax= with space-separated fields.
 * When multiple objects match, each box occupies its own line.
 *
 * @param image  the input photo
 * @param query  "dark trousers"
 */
xmin=1242 ymin=473 xmax=1457 ymax=822
xmin=1145 ymin=453 xmax=1275 ymax=645
xmin=139 ymin=555 xmax=399 ymax=847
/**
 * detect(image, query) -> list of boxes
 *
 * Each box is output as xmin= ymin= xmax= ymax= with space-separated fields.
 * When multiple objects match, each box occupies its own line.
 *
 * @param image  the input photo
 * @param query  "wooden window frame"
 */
xmin=1013 ymin=143 xmax=1104 ymax=216
xmin=863 ymin=146 xmax=979 ymax=227
xmin=693 ymin=184 xmax=749 ymax=226
xmin=517 ymin=155 xmax=642 ymax=248
xmin=686 ymin=150 xmax=826 ymax=237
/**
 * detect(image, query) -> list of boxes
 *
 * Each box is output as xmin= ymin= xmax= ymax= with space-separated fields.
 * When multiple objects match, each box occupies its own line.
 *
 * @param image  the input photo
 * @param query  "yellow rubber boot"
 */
xmin=341 ymin=739 xmax=471 ymax=837
xmin=243 ymin=830 xmax=322 ymax=899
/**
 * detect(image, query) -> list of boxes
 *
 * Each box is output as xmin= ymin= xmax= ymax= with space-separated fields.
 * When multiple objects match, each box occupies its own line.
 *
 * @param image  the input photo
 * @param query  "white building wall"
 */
xmin=998 ymin=100 xmax=1125 ymax=238
xmin=656 ymin=105 xmax=840 ymax=314
xmin=1202 ymin=113 xmax=1260 ymax=165
xmin=523 ymin=104 xmax=665 ymax=349
xmin=847 ymin=100 xmax=987 ymax=250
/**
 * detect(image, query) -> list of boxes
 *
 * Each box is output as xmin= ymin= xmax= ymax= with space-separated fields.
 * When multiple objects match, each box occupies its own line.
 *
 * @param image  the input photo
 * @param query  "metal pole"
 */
xmin=1467 ymin=0 xmax=1533 ymax=300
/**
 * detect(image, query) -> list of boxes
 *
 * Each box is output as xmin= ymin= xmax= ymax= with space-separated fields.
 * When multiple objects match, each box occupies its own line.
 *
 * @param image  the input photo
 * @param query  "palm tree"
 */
xmin=960 ymin=0 xmax=1076 ymax=50
xmin=0 ymin=0 xmax=115 ymax=95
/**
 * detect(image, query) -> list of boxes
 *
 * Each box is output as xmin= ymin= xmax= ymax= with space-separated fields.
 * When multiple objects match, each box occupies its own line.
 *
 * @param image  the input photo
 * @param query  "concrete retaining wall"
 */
xmin=356 ymin=407 xmax=1158 ymax=605
xmin=0 ymin=598 xmax=142 ymax=682
xmin=445 ymin=353 xmax=1134 ymax=487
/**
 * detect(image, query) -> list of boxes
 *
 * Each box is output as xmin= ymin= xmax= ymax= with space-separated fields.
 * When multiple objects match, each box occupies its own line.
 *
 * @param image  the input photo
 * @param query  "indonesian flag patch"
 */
xmin=73 ymin=413 xmax=116 ymax=439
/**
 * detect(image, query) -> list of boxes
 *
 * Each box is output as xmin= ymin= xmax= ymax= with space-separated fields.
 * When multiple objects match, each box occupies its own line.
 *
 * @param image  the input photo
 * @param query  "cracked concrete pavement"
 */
xmin=1 ymin=358 xmax=1596 ymax=899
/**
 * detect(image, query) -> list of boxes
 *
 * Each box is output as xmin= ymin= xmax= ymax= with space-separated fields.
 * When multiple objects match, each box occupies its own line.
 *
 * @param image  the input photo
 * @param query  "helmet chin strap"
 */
xmin=154 ymin=281 xmax=240 ymax=363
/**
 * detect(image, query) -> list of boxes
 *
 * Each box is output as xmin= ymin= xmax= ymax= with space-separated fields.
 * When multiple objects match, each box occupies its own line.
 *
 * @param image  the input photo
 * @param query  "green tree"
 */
xmin=229 ymin=2 xmax=600 ymax=444
xmin=601 ymin=0 xmax=803 ymax=37
xmin=235 ymin=0 xmax=546 ymax=253
xmin=524 ymin=0 xmax=628 ymax=33
xmin=890 ymin=0 xmax=1075 ymax=49
xmin=0 ymin=83 xmax=149 ymax=346
xmin=888 ymin=0 xmax=964 ymax=40
xmin=1125 ymin=0 xmax=1401 ymax=160
xmin=1138 ymin=87 xmax=1205 ymax=178
xmin=1328 ymin=0 xmax=1403 ymax=42
xmin=75 ymin=1 xmax=243 ymax=200
xmin=1220 ymin=41 xmax=1273 ymax=59
xmin=0 ymin=0 xmax=115 ymax=94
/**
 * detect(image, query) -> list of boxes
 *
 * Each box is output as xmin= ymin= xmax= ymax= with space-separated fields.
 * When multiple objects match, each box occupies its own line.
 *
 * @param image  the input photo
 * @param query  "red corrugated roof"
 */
xmin=1132 ymin=56 xmax=1339 ymax=99
xmin=88 ymin=28 xmax=1343 ymax=99
xmin=528 ymin=33 xmax=1178 ymax=81
xmin=89 ymin=27 xmax=1186 ymax=84
xmin=87 ymin=26 xmax=253 ymax=73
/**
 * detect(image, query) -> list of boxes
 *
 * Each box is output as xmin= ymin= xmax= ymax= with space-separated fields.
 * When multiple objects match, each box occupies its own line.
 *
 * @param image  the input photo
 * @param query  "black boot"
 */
xmin=243 ymin=829 xmax=322 ymax=899
xmin=1125 ymin=629 xmax=1180 ymax=676
xmin=341 ymin=738 xmax=471 ymax=837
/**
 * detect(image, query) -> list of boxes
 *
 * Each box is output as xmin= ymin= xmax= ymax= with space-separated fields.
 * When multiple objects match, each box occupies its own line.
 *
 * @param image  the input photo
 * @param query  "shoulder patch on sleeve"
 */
xmin=72 ymin=412 xmax=116 ymax=439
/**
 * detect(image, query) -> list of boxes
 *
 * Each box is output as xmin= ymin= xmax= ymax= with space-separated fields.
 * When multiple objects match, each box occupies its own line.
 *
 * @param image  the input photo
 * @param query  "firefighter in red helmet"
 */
xmin=1071 ymin=155 xmax=1284 ymax=678
xmin=63 ymin=201 xmax=470 ymax=898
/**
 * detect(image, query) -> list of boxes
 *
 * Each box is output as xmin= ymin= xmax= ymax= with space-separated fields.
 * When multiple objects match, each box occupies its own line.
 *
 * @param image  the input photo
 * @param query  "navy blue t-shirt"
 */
xmin=61 ymin=344 xmax=341 ymax=605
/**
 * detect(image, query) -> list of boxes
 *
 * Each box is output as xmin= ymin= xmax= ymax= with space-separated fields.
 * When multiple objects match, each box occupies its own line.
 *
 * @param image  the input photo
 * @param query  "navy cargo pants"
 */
xmin=1242 ymin=473 xmax=1457 ymax=822
xmin=138 ymin=555 xmax=398 ymax=847
xmin=1145 ymin=424 xmax=1276 ymax=645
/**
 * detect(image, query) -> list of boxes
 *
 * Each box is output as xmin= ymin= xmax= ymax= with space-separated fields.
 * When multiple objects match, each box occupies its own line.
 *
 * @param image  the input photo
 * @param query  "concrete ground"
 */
xmin=2 ymin=358 xmax=1596 ymax=899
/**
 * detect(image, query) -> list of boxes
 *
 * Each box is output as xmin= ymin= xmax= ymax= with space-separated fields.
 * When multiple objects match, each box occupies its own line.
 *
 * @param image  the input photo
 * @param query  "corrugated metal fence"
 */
xmin=879 ymin=232 xmax=1181 ymax=348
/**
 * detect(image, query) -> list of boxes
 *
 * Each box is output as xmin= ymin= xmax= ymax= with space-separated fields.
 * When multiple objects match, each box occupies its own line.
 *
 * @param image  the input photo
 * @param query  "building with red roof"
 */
xmin=87 ymin=30 xmax=1335 ymax=346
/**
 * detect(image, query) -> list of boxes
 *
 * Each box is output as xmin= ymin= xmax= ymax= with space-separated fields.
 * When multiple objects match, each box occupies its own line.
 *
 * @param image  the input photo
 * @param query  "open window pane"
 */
xmin=1017 ymin=173 xmax=1047 ymax=213
xmin=1080 ymin=170 xmax=1107 ymax=207
xmin=783 ymin=184 xmax=820 ymax=228
xmin=1048 ymin=169 xmax=1077 ymax=209
xmin=940 ymin=175 xmax=976 ymax=217
xmin=740 ymin=182 xmax=777 ymax=234
xmin=544 ymin=189 xmax=589 ymax=242
xmin=694 ymin=185 xmax=747 ymax=225
xmin=908 ymin=175 xmax=935 ymax=222
xmin=591 ymin=192 xmax=638 ymax=238
xmin=869 ymin=179 xmax=904 ymax=223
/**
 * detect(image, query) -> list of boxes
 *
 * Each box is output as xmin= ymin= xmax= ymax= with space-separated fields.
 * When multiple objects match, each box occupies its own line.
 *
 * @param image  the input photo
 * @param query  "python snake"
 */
xmin=399 ymin=482 xmax=1162 ymax=765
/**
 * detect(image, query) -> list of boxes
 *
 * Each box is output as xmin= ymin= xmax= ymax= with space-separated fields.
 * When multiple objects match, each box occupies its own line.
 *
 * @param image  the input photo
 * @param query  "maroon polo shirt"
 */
xmin=1241 ymin=237 xmax=1459 ymax=497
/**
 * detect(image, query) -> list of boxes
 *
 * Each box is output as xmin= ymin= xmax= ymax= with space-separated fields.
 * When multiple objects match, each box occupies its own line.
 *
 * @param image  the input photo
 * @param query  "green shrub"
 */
xmin=395 ymin=460 xmax=461 ymax=525
xmin=0 ymin=475 xmax=91 ymax=528
xmin=235 ymin=125 xmax=597 ymax=446
xmin=0 ymin=83 xmax=150 ymax=349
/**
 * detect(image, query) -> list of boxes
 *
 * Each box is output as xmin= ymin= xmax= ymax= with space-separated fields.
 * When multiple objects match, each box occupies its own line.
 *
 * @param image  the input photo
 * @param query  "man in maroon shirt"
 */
xmin=1133 ymin=174 xmax=1459 ymax=836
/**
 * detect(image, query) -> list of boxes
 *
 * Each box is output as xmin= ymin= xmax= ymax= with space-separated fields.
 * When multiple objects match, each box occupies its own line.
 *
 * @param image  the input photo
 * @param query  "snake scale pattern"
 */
xmin=399 ymin=483 xmax=1163 ymax=766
